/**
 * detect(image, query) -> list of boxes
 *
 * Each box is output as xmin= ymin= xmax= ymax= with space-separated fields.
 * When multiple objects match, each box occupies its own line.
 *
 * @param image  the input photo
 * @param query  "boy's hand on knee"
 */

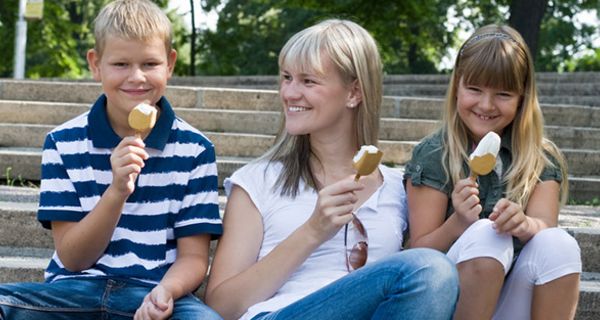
xmin=110 ymin=136 xmax=149 ymax=196
xmin=134 ymin=284 xmax=173 ymax=320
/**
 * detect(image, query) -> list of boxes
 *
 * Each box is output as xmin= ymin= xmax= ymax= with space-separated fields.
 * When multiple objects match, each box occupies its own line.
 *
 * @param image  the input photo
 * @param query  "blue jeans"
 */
xmin=0 ymin=277 xmax=221 ymax=320
xmin=252 ymin=248 xmax=458 ymax=320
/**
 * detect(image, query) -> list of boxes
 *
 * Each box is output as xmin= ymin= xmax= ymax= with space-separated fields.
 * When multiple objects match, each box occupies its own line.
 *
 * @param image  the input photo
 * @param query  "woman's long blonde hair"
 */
xmin=442 ymin=24 xmax=568 ymax=207
xmin=262 ymin=19 xmax=383 ymax=197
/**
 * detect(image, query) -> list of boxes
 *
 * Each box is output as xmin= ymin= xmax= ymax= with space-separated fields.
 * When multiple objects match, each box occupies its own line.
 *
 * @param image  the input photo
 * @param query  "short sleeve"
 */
xmin=37 ymin=133 xmax=84 ymax=229
xmin=539 ymin=152 xmax=563 ymax=183
xmin=403 ymin=133 xmax=453 ymax=196
xmin=174 ymin=142 xmax=223 ymax=238
xmin=224 ymin=161 xmax=275 ymax=215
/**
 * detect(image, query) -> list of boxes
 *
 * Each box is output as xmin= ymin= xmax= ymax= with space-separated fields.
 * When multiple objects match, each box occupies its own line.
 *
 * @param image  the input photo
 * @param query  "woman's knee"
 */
xmin=399 ymin=248 xmax=459 ymax=291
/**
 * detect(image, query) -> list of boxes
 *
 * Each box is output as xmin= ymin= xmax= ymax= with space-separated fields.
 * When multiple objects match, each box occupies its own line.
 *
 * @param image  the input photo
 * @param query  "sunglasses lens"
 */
xmin=349 ymin=241 xmax=368 ymax=270
xmin=345 ymin=215 xmax=369 ymax=271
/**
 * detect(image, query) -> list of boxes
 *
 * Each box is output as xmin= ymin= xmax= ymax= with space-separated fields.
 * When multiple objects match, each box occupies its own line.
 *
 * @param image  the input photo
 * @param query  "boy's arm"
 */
xmin=52 ymin=136 xmax=148 ymax=271
xmin=160 ymin=234 xmax=212 ymax=298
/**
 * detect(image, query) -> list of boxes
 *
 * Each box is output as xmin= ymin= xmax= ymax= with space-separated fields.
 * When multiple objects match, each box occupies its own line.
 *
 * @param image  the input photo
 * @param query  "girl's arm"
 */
xmin=406 ymin=178 xmax=481 ymax=252
xmin=490 ymin=180 xmax=560 ymax=243
xmin=206 ymin=179 xmax=362 ymax=320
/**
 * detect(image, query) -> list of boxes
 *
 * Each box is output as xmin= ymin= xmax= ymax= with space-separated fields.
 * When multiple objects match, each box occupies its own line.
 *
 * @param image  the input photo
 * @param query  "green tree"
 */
xmin=454 ymin=0 xmax=599 ymax=71
xmin=197 ymin=0 xmax=456 ymax=75
xmin=0 ymin=0 xmax=189 ymax=78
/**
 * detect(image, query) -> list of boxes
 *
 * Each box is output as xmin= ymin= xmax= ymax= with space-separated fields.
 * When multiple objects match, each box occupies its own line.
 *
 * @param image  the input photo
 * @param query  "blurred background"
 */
xmin=1 ymin=0 xmax=599 ymax=78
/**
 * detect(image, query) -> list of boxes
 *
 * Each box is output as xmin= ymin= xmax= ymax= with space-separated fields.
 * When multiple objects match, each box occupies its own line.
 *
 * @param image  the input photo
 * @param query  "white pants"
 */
xmin=447 ymin=219 xmax=582 ymax=320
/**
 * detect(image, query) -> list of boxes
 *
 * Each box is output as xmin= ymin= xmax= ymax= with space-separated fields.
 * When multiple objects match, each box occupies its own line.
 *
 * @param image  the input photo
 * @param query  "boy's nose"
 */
xmin=128 ymin=67 xmax=146 ymax=82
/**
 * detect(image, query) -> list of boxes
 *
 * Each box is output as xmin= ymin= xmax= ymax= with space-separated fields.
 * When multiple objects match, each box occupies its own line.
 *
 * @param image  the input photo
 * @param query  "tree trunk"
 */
xmin=190 ymin=0 xmax=197 ymax=76
xmin=508 ymin=0 xmax=548 ymax=62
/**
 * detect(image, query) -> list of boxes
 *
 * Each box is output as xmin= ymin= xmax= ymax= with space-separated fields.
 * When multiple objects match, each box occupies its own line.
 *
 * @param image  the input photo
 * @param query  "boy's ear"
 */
xmin=87 ymin=49 xmax=102 ymax=81
xmin=167 ymin=49 xmax=177 ymax=77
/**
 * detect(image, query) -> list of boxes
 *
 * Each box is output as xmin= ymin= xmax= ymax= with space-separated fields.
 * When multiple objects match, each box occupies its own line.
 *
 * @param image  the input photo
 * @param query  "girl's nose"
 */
xmin=479 ymin=93 xmax=494 ymax=111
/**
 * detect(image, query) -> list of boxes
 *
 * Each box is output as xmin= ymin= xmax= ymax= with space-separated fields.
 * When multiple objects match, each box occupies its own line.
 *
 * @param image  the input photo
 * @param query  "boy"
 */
xmin=0 ymin=1 xmax=222 ymax=319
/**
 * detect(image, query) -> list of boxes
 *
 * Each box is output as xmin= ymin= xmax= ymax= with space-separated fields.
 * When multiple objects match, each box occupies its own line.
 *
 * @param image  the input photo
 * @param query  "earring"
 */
xmin=348 ymin=103 xmax=355 ymax=108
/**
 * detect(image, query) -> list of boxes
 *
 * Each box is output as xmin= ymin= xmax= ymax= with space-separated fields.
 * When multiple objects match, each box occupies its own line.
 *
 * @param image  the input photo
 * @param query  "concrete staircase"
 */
xmin=0 ymin=76 xmax=599 ymax=318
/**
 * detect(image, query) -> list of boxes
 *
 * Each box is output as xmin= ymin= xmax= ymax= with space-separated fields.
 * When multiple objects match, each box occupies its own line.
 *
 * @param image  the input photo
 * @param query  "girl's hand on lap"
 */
xmin=451 ymin=178 xmax=482 ymax=227
xmin=489 ymin=198 xmax=530 ymax=237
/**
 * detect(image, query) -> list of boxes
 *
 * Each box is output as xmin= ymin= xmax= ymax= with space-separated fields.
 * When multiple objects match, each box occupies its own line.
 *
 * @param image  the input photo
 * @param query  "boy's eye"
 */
xmin=144 ymin=62 xmax=160 ymax=67
xmin=112 ymin=62 xmax=127 ymax=67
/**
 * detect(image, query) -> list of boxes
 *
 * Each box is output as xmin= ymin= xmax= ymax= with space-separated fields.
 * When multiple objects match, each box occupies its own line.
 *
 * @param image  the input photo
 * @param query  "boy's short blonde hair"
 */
xmin=93 ymin=0 xmax=172 ymax=56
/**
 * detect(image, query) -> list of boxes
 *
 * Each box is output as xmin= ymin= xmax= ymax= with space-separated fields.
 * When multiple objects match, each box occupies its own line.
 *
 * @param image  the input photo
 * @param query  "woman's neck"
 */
xmin=309 ymin=134 xmax=358 ymax=186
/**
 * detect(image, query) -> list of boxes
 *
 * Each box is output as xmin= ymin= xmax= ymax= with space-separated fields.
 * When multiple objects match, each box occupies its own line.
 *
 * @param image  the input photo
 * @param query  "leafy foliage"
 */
xmin=0 ymin=0 xmax=188 ymax=78
xmin=196 ymin=0 xmax=456 ymax=75
xmin=1 ymin=0 xmax=598 ymax=77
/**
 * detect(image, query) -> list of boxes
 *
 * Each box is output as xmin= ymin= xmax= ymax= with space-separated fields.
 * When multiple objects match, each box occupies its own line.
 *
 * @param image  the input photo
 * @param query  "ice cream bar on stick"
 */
xmin=468 ymin=131 xmax=501 ymax=180
xmin=128 ymin=101 xmax=157 ymax=138
xmin=352 ymin=145 xmax=384 ymax=181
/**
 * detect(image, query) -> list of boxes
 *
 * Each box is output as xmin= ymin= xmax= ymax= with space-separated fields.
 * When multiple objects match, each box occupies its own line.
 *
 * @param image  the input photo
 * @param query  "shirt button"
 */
xmin=415 ymin=164 xmax=422 ymax=171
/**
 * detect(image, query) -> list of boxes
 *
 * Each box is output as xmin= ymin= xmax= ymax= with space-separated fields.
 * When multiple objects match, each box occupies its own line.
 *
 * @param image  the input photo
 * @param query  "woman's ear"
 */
xmin=347 ymin=79 xmax=362 ymax=108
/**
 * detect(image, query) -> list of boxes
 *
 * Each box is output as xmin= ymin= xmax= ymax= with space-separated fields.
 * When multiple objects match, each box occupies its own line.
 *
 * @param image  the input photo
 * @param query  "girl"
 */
xmin=404 ymin=24 xmax=581 ymax=320
xmin=205 ymin=19 xmax=458 ymax=320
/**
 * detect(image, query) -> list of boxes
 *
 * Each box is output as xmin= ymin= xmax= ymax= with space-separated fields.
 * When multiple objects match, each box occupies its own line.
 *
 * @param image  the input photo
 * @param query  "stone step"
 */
xmin=0 ymin=147 xmax=246 ymax=189
xmin=0 ymin=126 xmax=417 ymax=165
xmin=1 ymin=130 xmax=599 ymax=176
xmin=4 ymin=100 xmax=600 ymax=149
xmin=0 ymin=251 xmax=597 ymax=319
xmin=168 ymin=72 xmax=600 ymax=87
xmin=3 ymin=94 xmax=600 ymax=132
xmin=0 ymin=184 xmax=598 ymax=270
xmin=0 ymin=147 xmax=598 ymax=201
xmin=2 ymin=122 xmax=600 ymax=175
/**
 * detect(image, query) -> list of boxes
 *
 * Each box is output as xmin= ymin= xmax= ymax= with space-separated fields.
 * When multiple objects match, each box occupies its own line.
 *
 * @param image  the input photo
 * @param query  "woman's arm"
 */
xmin=206 ymin=179 xmax=362 ymax=320
xmin=406 ymin=178 xmax=481 ymax=252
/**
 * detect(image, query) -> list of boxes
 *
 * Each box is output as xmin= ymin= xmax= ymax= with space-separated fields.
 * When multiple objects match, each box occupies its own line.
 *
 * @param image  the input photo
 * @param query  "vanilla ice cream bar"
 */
xmin=469 ymin=131 xmax=501 ymax=178
xmin=128 ymin=101 xmax=157 ymax=136
xmin=353 ymin=145 xmax=384 ymax=181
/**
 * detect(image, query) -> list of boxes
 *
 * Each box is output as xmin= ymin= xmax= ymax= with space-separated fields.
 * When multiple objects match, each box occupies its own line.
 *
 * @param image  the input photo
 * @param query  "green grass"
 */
xmin=568 ymin=197 xmax=600 ymax=206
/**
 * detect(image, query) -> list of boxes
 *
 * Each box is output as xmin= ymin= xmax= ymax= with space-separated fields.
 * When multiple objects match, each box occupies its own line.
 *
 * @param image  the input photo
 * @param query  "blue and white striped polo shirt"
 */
xmin=37 ymin=94 xmax=222 ymax=284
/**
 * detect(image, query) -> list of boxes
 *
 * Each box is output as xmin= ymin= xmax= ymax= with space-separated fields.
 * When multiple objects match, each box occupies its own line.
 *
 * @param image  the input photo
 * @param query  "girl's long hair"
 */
xmin=262 ymin=19 xmax=383 ymax=197
xmin=442 ymin=24 xmax=568 ymax=207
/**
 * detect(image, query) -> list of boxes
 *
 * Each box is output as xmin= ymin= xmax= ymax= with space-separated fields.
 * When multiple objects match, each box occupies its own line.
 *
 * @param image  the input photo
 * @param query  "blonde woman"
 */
xmin=404 ymin=24 xmax=581 ymax=320
xmin=205 ymin=19 xmax=458 ymax=320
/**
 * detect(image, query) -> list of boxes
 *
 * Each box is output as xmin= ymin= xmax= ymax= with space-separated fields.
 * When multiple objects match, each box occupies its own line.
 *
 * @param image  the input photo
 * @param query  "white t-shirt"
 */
xmin=224 ymin=161 xmax=408 ymax=320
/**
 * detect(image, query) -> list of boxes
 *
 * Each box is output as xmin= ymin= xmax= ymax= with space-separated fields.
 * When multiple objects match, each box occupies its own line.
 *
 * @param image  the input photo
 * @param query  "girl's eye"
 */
xmin=497 ymin=92 xmax=514 ymax=98
xmin=467 ymin=86 xmax=481 ymax=92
